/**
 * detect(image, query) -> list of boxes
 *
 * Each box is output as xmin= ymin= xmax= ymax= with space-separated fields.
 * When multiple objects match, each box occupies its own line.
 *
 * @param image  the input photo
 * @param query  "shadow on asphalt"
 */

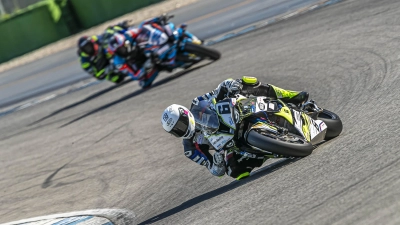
xmin=138 ymin=157 xmax=301 ymax=225
xmin=0 ymin=113 xmax=80 ymax=141
xmin=29 ymin=79 xmax=133 ymax=126
xmin=41 ymin=163 xmax=70 ymax=188
xmin=59 ymin=63 xmax=211 ymax=128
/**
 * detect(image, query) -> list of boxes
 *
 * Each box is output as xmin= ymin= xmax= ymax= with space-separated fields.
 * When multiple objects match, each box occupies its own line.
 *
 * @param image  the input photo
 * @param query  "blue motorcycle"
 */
xmin=111 ymin=15 xmax=221 ymax=88
xmin=155 ymin=14 xmax=221 ymax=72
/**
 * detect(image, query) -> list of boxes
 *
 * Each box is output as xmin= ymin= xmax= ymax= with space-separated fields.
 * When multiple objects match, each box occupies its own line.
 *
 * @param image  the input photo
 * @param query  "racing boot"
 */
xmin=236 ymin=172 xmax=250 ymax=180
xmin=107 ymin=73 xmax=126 ymax=84
xmin=154 ymin=43 xmax=177 ymax=67
xmin=139 ymin=68 xmax=160 ymax=89
xmin=269 ymin=84 xmax=309 ymax=106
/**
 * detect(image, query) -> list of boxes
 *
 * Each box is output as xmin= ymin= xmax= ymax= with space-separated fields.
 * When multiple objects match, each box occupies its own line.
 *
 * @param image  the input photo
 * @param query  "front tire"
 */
xmin=317 ymin=109 xmax=343 ymax=140
xmin=183 ymin=42 xmax=221 ymax=60
xmin=246 ymin=130 xmax=314 ymax=157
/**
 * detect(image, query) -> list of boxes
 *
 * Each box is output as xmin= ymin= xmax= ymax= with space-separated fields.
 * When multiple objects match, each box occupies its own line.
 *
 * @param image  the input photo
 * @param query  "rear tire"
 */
xmin=317 ymin=109 xmax=343 ymax=140
xmin=183 ymin=42 xmax=221 ymax=60
xmin=246 ymin=130 xmax=314 ymax=157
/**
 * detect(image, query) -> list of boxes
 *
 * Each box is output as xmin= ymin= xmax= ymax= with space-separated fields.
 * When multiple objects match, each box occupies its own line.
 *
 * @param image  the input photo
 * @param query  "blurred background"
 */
xmin=0 ymin=0 xmax=41 ymax=15
xmin=0 ymin=0 xmax=162 ymax=64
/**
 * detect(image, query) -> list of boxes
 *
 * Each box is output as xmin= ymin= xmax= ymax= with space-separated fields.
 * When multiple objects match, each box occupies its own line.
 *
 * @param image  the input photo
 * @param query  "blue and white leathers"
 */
xmin=137 ymin=24 xmax=177 ymax=66
xmin=112 ymin=55 xmax=143 ymax=80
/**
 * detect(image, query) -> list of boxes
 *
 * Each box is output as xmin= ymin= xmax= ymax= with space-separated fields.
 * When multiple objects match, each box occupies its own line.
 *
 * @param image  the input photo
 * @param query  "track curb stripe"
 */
xmin=0 ymin=209 xmax=136 ymax=225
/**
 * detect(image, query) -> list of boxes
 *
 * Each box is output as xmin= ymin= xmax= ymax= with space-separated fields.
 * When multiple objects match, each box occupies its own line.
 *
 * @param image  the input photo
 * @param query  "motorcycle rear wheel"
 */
xmin=183 ymin=42 xmax=221 ymax=60
xmin=246 ymin=130 xmax=314 ymax=157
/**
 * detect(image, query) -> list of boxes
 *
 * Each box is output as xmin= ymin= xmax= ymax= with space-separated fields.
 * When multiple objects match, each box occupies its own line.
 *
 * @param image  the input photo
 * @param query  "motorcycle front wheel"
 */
xmin=317 ymin=109 xmax=343 ymax=140
xmin=246 ymin=130 xmax=314 ymax=157
xmin=183 ymin=42 xmax=221 ymax=60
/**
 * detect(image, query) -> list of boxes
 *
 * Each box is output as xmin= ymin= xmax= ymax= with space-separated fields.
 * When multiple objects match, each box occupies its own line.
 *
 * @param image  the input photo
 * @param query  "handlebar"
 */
xmin=159 ymin=14 xmax=175 ymax=25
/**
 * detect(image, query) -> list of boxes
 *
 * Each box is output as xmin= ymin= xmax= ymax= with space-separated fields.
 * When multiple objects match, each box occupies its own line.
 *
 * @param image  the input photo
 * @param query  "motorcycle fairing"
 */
xmin=291 ymin=109 xmax=327 ymax=144
xmin=274 ymin=105 xmax=294 ymax=125
xmin=205 ymin=133 xmax=234 ymax=151
xmin=257 ymin=100 xmax=327 ymax=143
xmin=214 ymin=99 xmax=236 ymax=130
xmin=236 ymin=96 xmax=280 ymax=114
xmin=251 ymin=122 xmax=279 ymax=134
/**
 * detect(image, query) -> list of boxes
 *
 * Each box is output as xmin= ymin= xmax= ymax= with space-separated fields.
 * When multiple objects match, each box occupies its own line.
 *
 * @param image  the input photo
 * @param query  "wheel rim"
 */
xmin=277 ymin=134 xmax=307 ymax=144
xmin=259 ymin=131 xmax=307 ymax=145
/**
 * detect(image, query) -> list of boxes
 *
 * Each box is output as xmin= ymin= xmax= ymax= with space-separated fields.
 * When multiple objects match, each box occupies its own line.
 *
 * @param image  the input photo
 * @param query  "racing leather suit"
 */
xmin=184 ymin=76 xmax=309 ymax=179
xmin=79 ymin=25 xmax=128 ymax=84
xmin=112 ymin=17 xmax=176 ymax=87
xmin=136 ymin=17 xmax=177 ymax=66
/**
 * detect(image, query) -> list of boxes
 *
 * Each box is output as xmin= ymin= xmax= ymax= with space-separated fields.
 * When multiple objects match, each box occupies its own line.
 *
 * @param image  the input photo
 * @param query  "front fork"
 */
xmin=300 ymin=99 xmax=323 ymax=119
xmin=175 ymin=24 xmax=203 ymax=50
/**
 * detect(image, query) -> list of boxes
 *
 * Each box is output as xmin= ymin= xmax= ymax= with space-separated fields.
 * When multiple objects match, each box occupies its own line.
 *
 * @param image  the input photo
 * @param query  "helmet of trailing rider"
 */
xmin=108 ymin=33 xmax=137 ymax=58
xmin=77 ymin=36 xmax=88 ymax=47
xmin=78 ymin=36 xmax=99 ymax=56
xmin=161 ymin=104 xmax=196 ymax=139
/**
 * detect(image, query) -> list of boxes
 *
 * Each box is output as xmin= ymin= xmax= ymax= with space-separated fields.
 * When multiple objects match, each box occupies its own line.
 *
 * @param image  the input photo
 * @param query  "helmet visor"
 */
xmin=81 ymin=42 xmax=95 ymax=55
xmin=116 ymin=46 xmax=129 ymax=57
xmin=170 ymin=107 xmax=192 ymax=138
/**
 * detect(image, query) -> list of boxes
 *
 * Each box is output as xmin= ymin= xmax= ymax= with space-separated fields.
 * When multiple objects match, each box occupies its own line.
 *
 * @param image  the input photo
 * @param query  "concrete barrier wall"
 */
xmin=70 ymin=0 xmax=162 ymax=28
xmin=0 ymin=0 xmax=163 ymax=63
xmin=0 ymin=2 xmax=70 ymax=63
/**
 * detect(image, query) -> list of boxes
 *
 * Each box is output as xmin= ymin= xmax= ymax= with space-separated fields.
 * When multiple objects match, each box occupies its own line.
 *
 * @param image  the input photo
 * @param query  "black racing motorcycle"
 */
xmin=191 ymin=95 xmax=343 ymax=158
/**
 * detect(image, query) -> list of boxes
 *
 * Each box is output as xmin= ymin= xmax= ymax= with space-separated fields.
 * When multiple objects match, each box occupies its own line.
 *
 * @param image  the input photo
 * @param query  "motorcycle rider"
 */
xmin=193 ymin=76 xmax=309 ymax=105
xmin=101 ymin=21 xmax=131 ymax=43
xmin=107 ymin=31 xmax=160 ymax=88
xmin=77 ymin=22 xmax=130 ymax=84
xmin=136 ymin=14 xmax=179 ymax=67
xmin=161 ymin=76 xmax=309 ymax=180
xmin=107 ymin=15 xmax=181 ymax=88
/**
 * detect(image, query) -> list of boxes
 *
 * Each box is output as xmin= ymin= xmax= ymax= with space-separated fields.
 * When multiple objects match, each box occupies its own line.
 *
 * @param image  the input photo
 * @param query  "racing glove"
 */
xmin=225 ymin=79 xmax=243 ymax=97
xmin=207 ymin=152 xmax=226 ymax=177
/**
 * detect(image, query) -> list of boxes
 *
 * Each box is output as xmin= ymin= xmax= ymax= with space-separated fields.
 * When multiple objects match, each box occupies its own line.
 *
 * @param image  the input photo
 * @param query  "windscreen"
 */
xmin=190 ymin=101 xmax=220 ymax=133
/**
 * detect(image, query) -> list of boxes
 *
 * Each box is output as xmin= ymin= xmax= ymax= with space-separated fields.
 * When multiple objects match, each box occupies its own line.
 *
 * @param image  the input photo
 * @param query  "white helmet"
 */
xmin=161 ymin=104 xmax=196 ymax=139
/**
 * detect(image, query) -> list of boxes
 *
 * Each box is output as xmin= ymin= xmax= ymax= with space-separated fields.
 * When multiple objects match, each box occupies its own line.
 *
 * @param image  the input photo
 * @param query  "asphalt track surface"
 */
xmin=1 ymin=0 xmax=400 ymax=224
xmin=0 ymin=0 xmax=323 ymax=108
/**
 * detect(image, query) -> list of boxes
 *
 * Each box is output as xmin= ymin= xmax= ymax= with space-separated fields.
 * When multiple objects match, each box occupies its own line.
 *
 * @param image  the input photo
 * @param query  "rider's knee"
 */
xmin=226 ymin=165 xmax=252 ymax=179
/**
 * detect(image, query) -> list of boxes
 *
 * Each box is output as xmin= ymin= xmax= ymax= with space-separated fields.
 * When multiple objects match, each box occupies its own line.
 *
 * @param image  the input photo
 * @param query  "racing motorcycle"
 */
xmin=149 ymin=14 xmax=221 ymax=72
xmin=109 ymin=14 xmax=221 ymax=86
xmin=191 ymin=95 xmax=343 ymax=158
